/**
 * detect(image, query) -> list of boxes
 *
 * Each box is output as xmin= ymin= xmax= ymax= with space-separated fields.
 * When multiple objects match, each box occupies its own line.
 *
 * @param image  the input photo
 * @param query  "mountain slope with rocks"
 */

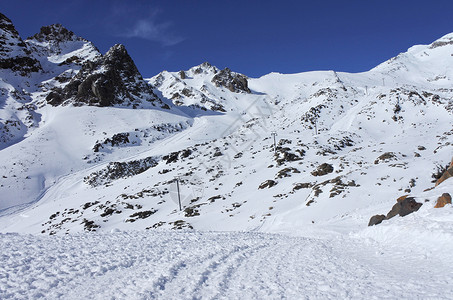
xmin=0 ymin=12 xmax=450 ymax=239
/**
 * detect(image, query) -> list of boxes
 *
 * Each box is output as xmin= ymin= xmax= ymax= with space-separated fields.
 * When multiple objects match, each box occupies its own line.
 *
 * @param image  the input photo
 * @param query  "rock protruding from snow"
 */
xmin=435 ymin=193 xmax=452 ymax=208
xmin=369 ymin=195 xmax=423 ymax=226
xmin=47 ymin=44 xmax=168 ymax=108
xmin=0 ymin=13 xmax=41 ymax=75
xmin=435 ymin=160 xmax=453 ymax=186
xmin=211 ymin=67 xmax=251 ymax=93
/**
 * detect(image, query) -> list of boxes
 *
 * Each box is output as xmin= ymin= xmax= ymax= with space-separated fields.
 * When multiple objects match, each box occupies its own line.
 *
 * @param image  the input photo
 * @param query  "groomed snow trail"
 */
xmin=0 ymin=231 xmax=451 ymax=299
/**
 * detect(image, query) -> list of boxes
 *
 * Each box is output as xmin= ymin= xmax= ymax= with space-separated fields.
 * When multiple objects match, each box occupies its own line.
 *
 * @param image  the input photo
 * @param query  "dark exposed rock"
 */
xmin=276 ymin=167 xmax=300 ymax=179
xmin=274 ymin=146 xmax=303 ymax=165
xmin=259 ymin=180 xmax=277 ymax=189
xmin=47 ymin=44 xmax=167 ymax=108
xmin=368 ymin=214 xmax=386 ymax=226
xmin=28 ymin=24 xmax=78 ymax=43
xmin=211 ymin=68 xmax=251 ymax=93
xmin=311 ymin=163 xmax=334 ymax=176
xmin=84 ymin=156 xmax=158 ymax=187
xmin=374 ymin=152 xmax=397 ymax=164
xmin=125 ymin=210 xmax=157 ymax=222
xmin=93 ymin=133 xmax=131 ymax=152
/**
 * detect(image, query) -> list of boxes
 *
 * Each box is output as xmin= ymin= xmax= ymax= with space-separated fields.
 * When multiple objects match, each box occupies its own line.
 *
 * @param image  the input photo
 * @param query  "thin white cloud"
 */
xmin=105 ymin=2 xmax=184 ymax=47
xmin=124 ymin=19 xmax=184 ymax=46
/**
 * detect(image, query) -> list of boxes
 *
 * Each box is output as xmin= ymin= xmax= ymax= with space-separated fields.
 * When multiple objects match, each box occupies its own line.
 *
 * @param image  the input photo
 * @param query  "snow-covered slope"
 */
xmin=0 ymin=12 xmax=451 ymax=239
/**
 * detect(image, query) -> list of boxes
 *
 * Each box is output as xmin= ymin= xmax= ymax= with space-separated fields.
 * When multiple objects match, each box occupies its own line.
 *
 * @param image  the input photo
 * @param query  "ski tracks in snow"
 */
xmin=0 ymin=231 xmax=452 ymax=299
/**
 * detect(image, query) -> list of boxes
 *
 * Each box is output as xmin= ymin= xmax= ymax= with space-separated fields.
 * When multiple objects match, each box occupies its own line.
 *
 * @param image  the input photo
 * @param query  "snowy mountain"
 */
xmin=0 ymin=12 xmax=453 ymax=299
xmin=0 ymin=11 xmax=451 ymax=238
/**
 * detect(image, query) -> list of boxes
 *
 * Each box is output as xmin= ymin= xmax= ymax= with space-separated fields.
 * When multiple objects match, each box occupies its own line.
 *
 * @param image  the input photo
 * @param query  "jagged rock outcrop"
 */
xmin=211 ymin=68 xmax=251 ymax=93
xmin=46 ymin=44 xmax=168 ymax=108
xmin=0 ymin=13 xmax=41 ymax=75
xmin=29 ymin=23 xmax=80 ymax=44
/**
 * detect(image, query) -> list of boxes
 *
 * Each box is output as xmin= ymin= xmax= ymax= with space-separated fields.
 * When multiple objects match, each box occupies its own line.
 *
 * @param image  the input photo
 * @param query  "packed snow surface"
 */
xmin=1 ymin=225 xmax=453 ymax=299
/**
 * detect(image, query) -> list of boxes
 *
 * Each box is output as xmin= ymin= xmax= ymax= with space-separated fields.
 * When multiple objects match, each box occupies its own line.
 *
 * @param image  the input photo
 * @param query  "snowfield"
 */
xmin=1 ymin=226 xmax=452 ymax=300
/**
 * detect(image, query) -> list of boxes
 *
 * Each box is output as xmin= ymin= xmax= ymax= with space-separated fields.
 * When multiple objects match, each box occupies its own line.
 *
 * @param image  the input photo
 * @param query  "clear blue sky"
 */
xmin=1 ymin=0 xmax=453 ymax=78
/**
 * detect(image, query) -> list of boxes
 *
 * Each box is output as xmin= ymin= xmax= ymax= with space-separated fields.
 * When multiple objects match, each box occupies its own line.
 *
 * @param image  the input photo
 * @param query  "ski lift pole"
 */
xmin=175 ymin=176 xmax=182 ymax=211
xmin=271 ymin=131 xmax=277 ymax=154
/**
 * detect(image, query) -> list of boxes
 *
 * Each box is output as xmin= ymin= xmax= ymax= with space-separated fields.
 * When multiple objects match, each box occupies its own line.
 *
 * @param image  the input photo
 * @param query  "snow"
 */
xmin=1 ymin=23 xmax=453 ymax=299
xmin=1 ymin=228 xmax=452 ymax=299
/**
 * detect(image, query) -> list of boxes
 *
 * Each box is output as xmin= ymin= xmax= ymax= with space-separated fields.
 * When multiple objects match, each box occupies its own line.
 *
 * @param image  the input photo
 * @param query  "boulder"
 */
xmin=386 ymin=195 xmax=422 ymax=219
xmin=368 ymin=214 xmax=386 ymax=226
xmin=434 ymin=193 xmax=452 ymax=208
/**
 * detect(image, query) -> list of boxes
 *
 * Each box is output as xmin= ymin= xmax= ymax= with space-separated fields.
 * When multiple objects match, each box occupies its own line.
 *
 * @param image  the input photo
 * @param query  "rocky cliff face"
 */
xmin=211 ymin=67 xmax=251 ymax=93
xmin=46 ymin=44 xmax=168 ymax=108
xmin=0 ymin=13 xmax=41 ymax=75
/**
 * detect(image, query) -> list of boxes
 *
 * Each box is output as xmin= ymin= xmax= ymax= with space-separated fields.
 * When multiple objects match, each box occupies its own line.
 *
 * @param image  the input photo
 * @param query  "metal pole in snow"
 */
xmin=314 ymin=118 xmax=318 ymax=135
xmin=175 ymin=176 xmax=182 ymax=211
xmin=271 ymin=132 xmax=277 ymax=154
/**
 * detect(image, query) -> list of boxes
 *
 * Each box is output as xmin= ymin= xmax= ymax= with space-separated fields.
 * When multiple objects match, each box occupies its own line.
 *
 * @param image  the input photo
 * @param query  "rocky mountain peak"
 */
xmin=0 ymin=12 xmax=41 ymax=75
xmin=28 ymin=23 xmax=80 ymax=43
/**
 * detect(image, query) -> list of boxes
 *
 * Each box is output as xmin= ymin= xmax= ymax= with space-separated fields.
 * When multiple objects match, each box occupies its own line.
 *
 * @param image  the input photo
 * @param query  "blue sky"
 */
xmin=1 ymin=0 xmax=453 ymax=78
